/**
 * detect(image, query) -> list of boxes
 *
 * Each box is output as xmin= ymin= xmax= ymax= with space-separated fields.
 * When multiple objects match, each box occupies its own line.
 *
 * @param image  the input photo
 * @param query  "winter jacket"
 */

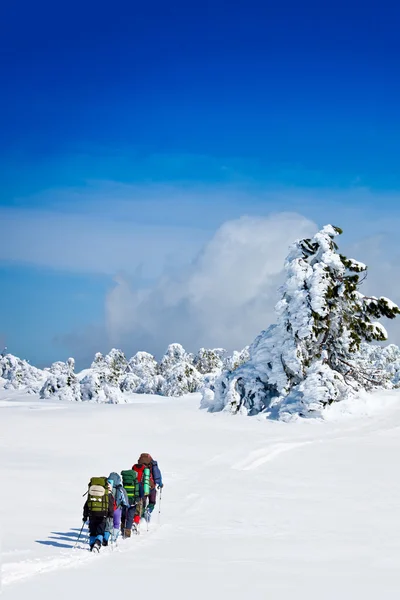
xmin=114 ymin=484 xmax=129 ymax=508
xmin=151 ymin=460 xmax=163 ymax=487
xmin=83 ymin=492 xmax=114 ymax=521
xmin=134 ymin=455 xmax=163 ymax=490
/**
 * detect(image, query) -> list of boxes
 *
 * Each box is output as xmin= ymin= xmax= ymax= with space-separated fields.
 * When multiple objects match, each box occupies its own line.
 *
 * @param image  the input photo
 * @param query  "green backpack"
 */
xmin=87 ymin=476 xmax=109 ymax=517
xmin=121 ymin=470 xmax=139 ymax=504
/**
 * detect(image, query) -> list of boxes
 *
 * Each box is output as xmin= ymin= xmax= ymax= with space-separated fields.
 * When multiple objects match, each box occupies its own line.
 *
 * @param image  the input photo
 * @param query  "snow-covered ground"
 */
xmin=2 ymin=387 xmax=400 ymax=599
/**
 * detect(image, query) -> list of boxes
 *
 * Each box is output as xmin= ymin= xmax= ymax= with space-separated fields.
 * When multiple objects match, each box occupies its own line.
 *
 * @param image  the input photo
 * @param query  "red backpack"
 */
xmin=133 ymin=463 xmax=155 ymax=494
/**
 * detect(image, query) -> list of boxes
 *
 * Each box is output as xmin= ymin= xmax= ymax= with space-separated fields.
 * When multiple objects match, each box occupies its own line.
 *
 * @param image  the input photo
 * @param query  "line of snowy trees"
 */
xmin=2 ymin=224 xmax=400 ymax=418
xmin=0 ymin=344 xmax=250 ymax=403
xmin=202 ymin=225 xmax=400 ymax=420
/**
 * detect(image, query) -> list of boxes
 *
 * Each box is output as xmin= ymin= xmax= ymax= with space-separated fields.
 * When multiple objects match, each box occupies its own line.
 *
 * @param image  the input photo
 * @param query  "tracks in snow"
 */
xmin=2 ymin=524 xmax=163 ymax=588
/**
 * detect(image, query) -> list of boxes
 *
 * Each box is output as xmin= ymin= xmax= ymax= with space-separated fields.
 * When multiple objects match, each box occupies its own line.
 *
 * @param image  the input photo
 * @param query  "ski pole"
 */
xmin=158 ymin=487 xmax=163 ymax=524
xmin=74 ymin=521 xmax=86 ymax=549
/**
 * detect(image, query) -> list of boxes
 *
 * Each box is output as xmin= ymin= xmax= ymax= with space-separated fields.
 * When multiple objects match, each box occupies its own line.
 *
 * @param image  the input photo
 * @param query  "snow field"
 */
xmin=2 ymin=387 xmax=400 ymax=599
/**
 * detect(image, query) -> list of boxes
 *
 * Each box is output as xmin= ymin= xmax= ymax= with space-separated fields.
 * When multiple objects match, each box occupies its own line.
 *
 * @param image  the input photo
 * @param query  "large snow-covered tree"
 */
xmin=206 ymin=225 xmax=400 ymax=418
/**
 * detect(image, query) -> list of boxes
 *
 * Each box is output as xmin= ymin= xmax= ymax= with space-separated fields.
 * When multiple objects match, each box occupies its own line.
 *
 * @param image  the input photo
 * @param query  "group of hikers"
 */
xmin=82 ymin=452 xmax=163 ymax=552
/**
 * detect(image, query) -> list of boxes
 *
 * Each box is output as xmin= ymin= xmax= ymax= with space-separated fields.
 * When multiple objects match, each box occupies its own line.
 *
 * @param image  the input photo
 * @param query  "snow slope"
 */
xmin=1 ymin=387 xmax=400 ymax=599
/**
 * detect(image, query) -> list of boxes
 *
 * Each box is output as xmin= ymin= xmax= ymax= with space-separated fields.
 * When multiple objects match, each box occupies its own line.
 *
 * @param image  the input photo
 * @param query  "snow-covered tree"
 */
xmin=80 ymin=371 xmax=126 ymax=403
xmin=127 ymin=351 xmax=158 ymax=378
xmin=356 ymin=343 xmax=400 ymax=388
xmin=86 ymin=348 xmax=128 ymax=399
xmin=206 ymin=225 xmax=400 ymax=419
xmin=193 ymin=348 xmax=226 ymax=374
xmin=223 ymin=347 xmax=250 ymax=372
xmin=91 ymin=348 xmax=128 ymax=385
xmin=40 ymin=358 xmax=81 ymax=402
xmin=119 ymin=372 xmax=142 ymax=394
xmin=0 ymin=353 xmax=45 ymax=392
xmin=121 ymin=351 xmax=164 ymax=394
xmin=160 ymin=362 xmax=203 ymax=396
xmin=158 ymin=343 xmax=202 ymax=396
xmin=159 ymin=343 xmax=192 ymax=374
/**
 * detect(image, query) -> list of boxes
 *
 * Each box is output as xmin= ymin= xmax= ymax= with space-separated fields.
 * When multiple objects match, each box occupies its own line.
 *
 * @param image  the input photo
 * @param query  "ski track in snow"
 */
xmin=3 ymin=388 xmax=400 ymax=598
xmin=231 ymin=441 xmax=313 ymax=470
xmin=2 ymin=523 xmax=165 ymax=587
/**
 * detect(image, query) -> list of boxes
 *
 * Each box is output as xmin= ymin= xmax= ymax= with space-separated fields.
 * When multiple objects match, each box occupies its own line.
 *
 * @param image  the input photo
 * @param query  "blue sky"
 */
xmin=1 ymin=0 xmax=400 ymax=368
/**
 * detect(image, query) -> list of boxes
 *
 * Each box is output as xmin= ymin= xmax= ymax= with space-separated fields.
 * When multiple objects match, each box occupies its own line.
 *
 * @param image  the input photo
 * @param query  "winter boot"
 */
xmin=124 ymin=528 xmax=131 ymax=538
xmin=102 ymin=539 xmax=108 ymax=546
xmin=91 ymin=539 xmax=101 ymax=552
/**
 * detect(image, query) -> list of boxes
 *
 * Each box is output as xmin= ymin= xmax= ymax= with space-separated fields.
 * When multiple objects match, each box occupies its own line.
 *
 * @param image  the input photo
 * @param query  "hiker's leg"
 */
xmin=125 ymin=505 xmax=135 ymax=529
xmin=94 ymin=517 xmax=107 ymax=543
xmin=121 ymin=506 xmax=126 ymax=530
xmin=148 ymin=488 xmax=157 ymax=512
xmin=103 ymin=517 xmax=113 ymax=543
xmin=89 ymin=518 xmax=97 ymax=546
xmin=113 ymin=507 xmax=122 ymax=530
xmin=134 ymin=499 xmax=143 ymax=525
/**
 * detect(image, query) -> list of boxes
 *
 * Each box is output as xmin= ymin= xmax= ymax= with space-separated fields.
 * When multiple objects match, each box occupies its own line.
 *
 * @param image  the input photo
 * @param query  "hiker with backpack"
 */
xmin=106 ymin=473 xmax=129 ymax=543
xmin=83 ymin=476 xmax=114 ymax=552
xmin=120 ymin=468 xmax=143 ymax=537
xmin=132 ymin=453 xmax=163 ymax=523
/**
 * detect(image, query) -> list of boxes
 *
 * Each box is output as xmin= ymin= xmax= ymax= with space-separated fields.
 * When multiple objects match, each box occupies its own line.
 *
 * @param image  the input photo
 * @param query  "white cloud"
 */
xmin=2 ymin=181 xmax=400 ymax=278
xmin=3 ymin=180 xmax=400 ymax=362
xmin=105 ymin=213 xmax=317 ymax=356
xmin=0 ymin=205 xmax=211 ymax=277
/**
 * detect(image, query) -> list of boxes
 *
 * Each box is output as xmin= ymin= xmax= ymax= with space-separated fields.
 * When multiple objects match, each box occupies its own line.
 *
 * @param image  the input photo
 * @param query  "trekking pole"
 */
xmin=158 ymin=487 xmax=163 ymax=524
xmin=74 ymin=521 xmax=86 ymax=550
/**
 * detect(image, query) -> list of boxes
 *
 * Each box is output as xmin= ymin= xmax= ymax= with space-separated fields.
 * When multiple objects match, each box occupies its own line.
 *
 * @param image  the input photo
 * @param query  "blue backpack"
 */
xmin=108 ymin=472 xmax=128 ymax=508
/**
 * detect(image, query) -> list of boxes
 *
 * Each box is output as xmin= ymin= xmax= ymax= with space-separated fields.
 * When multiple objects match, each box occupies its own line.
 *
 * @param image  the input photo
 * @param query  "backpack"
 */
xmin=121 ymin=470 xmax=139 ymax=504
xmin=133 ymin=464 xmax=153 ymax=496
xmin=87 ymin=476 xmax=109 ymax=517
xmin=108 ymin=472 xmax=126 ymax=509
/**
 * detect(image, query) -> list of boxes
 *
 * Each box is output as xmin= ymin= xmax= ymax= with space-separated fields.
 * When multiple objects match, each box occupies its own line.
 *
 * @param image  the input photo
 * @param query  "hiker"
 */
xmin=106 ymin=472 xmax=129 ymax=543
xmin=121 ymin=468 xmax=142 ymax=537
xmin=132 ymin=453 xmax=163 ymax=523
xmin=83 ymin=476 xmax=114 ymax=552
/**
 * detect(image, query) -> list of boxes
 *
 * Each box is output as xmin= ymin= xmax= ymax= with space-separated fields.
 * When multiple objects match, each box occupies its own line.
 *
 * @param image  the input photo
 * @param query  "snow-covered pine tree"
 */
xmin=90 ymin=348 xmax=128 ymax=386
xmin=120 ymin=351 xmax=164 ymax=394
xmin=103 ymin=348 xmax=128 ymax=385
xmin=160 ymin=361 xmax=203 ymax=396
xmin=206 ymin=225 xmax=400 ymax=418
xmin=356 ymin=342 xmax=400 ymax=388
xmin=223 ymin=346 xmax=250 ymax=372
xmin=159 ymin=343 xmax=192 ymax=374
xmin=159 ymin=343 xmax=203 ymax=396
xmin=40 ymin=357 xmax=81 ymax=401
xmin=193 ymin=348 xmax=226 ymax=375
xmin=0 ymin=353 xmax=45 ymax=392
xmin=82 ymin=349 xmax=127 ymax=402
